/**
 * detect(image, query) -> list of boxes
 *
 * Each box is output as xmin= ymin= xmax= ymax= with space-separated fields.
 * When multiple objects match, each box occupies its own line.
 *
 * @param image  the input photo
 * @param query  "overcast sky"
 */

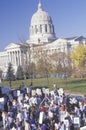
xmin=0 ymin=0 xmax=86 ymax=51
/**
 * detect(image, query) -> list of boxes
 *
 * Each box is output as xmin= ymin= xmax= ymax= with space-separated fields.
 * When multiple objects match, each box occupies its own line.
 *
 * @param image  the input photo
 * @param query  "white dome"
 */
xmin=31 ymin=3 xmax=52 ymax=25
xmin=29 ymin=2 xmax=56 ymax=44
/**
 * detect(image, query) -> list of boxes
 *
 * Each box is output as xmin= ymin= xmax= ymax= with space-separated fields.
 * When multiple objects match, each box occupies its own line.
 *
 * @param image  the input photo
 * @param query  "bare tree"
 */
xmin=50 ymin=51 xmax=73 ymax=78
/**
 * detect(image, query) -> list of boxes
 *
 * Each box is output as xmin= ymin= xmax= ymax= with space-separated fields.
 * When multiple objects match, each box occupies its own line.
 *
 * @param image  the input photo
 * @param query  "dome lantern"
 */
xmin=38 ymin=2 xmax=43 ymax=11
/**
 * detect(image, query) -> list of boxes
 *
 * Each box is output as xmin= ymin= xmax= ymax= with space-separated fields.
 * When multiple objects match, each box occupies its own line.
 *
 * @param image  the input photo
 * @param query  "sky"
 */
xmin=0 ymin=0 xmax=86 ymax=51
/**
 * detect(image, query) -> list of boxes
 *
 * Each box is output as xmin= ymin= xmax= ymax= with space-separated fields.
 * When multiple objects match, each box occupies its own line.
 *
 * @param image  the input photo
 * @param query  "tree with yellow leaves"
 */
xmin=71 ymin=44 xmax=86 ymax=71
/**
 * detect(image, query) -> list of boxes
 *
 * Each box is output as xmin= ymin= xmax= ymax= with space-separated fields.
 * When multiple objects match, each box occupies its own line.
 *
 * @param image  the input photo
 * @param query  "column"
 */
xmin=9 ymin=52 xmax=11 ymax=63
xmin=17 ymin=51 xmax=19 ymax=66
xmin=14 ymin=51 xmax=17 ymax=66
xmin=11 ymin=52 xmax=13 ymax=64
xmin=19 ymin=50 xmax=22 ymax=65
xmin=21 ymin=51 xmax=23 ymax=66
xmin=18 ymin=51 xmax=20 ymax=66
xmin=47 ymin=24 xmax=50 ymax=33
xmin=10 ymin=52 xmax=12 ymax=63
xmin=15 ymin=51 xmax=17 ymax=66
xmin=7 ymin=52 xmax=10 ymax=64
xmin=42 ymin=25 xmax=45 ymax=33
xmin=13 ymin=51 xmax=15 ymax=66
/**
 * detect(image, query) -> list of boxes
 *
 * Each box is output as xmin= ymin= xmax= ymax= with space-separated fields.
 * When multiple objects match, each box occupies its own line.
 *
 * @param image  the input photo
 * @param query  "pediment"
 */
xmin=5 ymin=43 xmax=21 ymax=50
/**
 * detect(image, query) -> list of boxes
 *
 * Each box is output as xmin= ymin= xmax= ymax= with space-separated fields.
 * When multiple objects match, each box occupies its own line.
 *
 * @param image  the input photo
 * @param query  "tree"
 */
xmin=50 ymin=51 xmax=73 ymax=77
xmin=34 ymin=47 xmax=52 ymax=77
xmin=6 ymin=62 xmax=15 ymax=81
xmin=24 ymin=62 xmax=36 ymax=79
xmin=0 ymin=69 xmax=3 ymax=79
xmin=32 ymin=45 xmax=53 ymax=86
xmin=16 ymin=65 xmax=24 ymax=80
xmin=71 ymin=44 xmax=86 ymax=70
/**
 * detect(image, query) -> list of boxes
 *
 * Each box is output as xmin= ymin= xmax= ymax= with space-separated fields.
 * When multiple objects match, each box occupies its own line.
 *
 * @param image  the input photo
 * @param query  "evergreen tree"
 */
xmin=6 ymin=62 xmax=15 ymax=81
xmin=16 ymin=65 xmax=24 ymax=80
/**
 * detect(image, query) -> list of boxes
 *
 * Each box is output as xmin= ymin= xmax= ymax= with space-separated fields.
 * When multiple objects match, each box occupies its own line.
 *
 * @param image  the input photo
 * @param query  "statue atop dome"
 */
xmin=38 ymin=1 xmax=43 ymax=11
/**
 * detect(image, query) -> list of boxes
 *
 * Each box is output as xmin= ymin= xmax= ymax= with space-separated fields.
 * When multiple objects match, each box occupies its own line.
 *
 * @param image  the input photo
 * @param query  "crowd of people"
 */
xmin=0 ymin=83 xmax=86 ymax=130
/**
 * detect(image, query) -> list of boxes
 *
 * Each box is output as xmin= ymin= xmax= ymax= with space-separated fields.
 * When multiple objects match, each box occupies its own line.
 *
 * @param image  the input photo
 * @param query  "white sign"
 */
xmin=64 ymin=119 xmax=69 ymax=127
xmin=17 ymin=90 xmax=21 ymax=96
xmin=0 ymin=97 xmax=4 ymax=103
xmin=48 ymin=111 xmax=53 ymax=118
xmin=80 ymin=126 xmax=86 ymax=130
xmin=39 ymin=112 xmax=44 ymax=124
xmin=45 ymin=89 xmax=49 ymax=95
xmin=42 ymin=88 xmax=45 ymax=93
xmin=58 ymin=88 xmax=63 ymax=96
xmin=36 ymin=89 xmax=42 ymax=95
xmin=19 ymin=94 xmax=23 ymax=100
xmin=74 ymin=117 xmax=80 ymax=124
xmin=27 ymin=87 xmax=29 ymax=93
xmin=13 ymin=100 xmax=16 ymax=106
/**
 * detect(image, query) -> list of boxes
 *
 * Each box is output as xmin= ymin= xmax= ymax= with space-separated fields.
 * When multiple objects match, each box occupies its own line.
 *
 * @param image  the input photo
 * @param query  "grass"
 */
xmin=0 ymin=78 xmax=86 ymax=95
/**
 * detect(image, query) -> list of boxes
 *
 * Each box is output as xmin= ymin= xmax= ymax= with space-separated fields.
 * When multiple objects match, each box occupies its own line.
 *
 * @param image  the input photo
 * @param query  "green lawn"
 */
xmin=0 ymin=78 xmax=86 ymax=95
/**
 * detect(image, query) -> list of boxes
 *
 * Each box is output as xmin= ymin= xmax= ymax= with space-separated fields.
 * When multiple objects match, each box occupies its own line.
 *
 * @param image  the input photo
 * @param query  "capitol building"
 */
xmin=0 ymin=2 xmax=86 ymax=77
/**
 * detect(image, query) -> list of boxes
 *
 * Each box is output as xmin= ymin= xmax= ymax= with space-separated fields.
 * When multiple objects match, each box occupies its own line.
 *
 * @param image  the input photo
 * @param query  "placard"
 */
xmin=50 ymin=91 xmax=54 ymax=96
xmin=39 ymin=112 xmax=44 ymax=124
xmin=25 ymin=94 xmax=29 ymax=100
xmin=64 ymin=119 xmax=69 ymax=127
xmin=48 ymin=111 xmax=53 ymax=118
xmin=58 ymin=88 xmax=63 ymax=96
xmin=13 ymin=100 xmax=16 ymax=106
xmin=36 ymin=89 xmax=42 ymax=95
xmin=74 ymin=117 xmax=80 ymax=124
xmin=80 ymin=126 xmax=86 ymax=130
xmin=0 ymin=97 xmax=4 ymax=103
xmin=32 ymin=90 xmax=36 ymax=96
xmin=17 ymin=90 xmax=21 ymax=96
xmin=45 ymin=89 xmax=49 ymax=95
xmin=27 ymin=87 xmax=30 ymax=93
xmin=42 ymin=88 xmax=45 ymax=93
xmin=19 ymin=94 xmax=23 ymax=100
